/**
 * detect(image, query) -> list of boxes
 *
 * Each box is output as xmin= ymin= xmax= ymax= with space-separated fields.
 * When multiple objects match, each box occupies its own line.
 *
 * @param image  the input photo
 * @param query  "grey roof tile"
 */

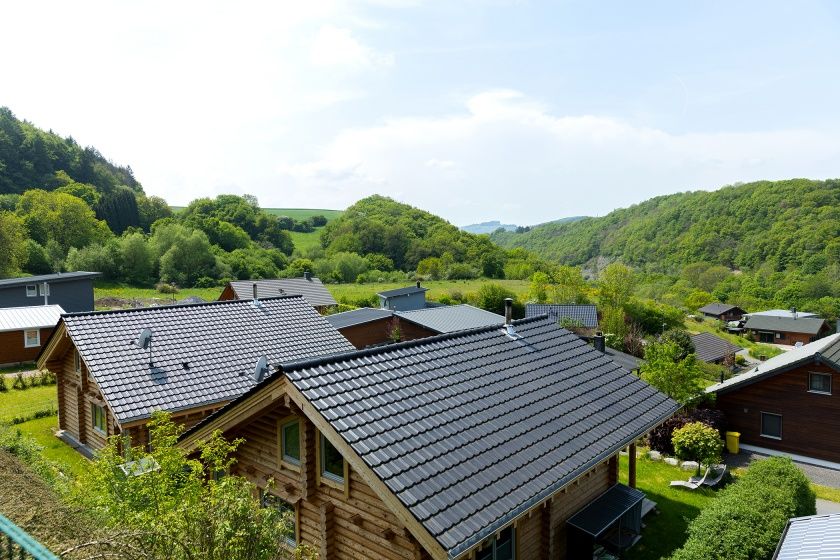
xmin=525 ymin=304 xmax=599 ymax=329
xmin=698 ymin=302 xmax=743 ymax=315
xmin=395 ymin=305 xmax=504 ymax=333
xmin=280 ymin=316 xmax=678 ymax=557
xmin=326 ymin=307 xmax=394 ymax=329
xmin=227 ymin=277 xmax=337 ymax=307
xmin=378 ymin=285 xmax=428 ymax=297
xmin=744 ymin=315 xmax=827 ymax=335
xmin=690 ymin=332 xmax=742 ymax=363
xmin=63 ymin=296 xmax=353 ymax=423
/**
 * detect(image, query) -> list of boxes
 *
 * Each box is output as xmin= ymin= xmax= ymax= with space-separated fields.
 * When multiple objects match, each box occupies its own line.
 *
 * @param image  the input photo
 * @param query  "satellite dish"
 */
xmin=253 ymin=356 xmax=269 ymax=383
xmin=136 ymin=329 xmax=152 ymax=349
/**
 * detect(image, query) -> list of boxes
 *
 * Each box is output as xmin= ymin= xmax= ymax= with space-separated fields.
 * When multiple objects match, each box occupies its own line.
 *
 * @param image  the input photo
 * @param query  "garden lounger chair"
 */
xmin=690 ymin=464 xmax=727 ymax=487
xmin=670 ymin=467 xmax=710 ymax=490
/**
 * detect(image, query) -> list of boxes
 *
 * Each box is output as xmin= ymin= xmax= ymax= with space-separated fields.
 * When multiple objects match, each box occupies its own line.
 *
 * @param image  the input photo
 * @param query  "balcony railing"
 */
xmin=0 ymin=513 xmax=59 ymax=560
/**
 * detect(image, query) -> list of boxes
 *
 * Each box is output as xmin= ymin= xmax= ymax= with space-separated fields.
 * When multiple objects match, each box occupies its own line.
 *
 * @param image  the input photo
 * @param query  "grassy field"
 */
xmin=95 ymin=283 xmax=223 ymax=304
xmin=0 ymin=385 xmax=57 ymax=423
xmin=14 ymin=416 xmax=90 ymax=478
xmin=263 ymin=208 xmax=342 ymax=221
xmin=289 ymin=229 xmax=325 ymax=253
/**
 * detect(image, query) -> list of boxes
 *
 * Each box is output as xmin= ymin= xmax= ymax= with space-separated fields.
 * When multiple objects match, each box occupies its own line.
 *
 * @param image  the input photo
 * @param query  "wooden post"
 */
xmin=629 ymin=443 xmax=637 ymax=488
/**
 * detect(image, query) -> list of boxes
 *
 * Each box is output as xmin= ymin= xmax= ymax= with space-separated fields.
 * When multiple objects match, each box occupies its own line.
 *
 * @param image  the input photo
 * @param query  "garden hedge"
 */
xmin=670 ymin=457 xmax=816 ymax=560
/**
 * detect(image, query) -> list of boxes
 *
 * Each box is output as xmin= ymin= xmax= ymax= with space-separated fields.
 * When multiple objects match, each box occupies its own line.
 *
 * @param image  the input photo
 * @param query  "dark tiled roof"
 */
xmin=698 ymin=302 xmax=742 ymax=315
xmin=378 ymin=285 xmax=428 ymax=298
xmin=690 ymin=332 xmax=742 ymax=363
xmin=605 ymin=347 xmax=643 ymax=371
xmin=525 ymin=304 xmax=599 ymax=329
xmin=227 ymin=278 xmax=337 ymax=307
xmin=396 ymin=305 xmax=504 ymax=333
xmin=774 ymin=513 xmax=840 ymax=560
xmin=744 ymin=315 xmax=827 ymax=335
xmin=326 ymin=308 xmax=394 ymax=329
xmin=63 ymin=296 xmax=353 ymax=424
xmin=281 ymin=317 xmax=678 ymax=557
xmin=0 ymin=271 xmax=101 ymax=287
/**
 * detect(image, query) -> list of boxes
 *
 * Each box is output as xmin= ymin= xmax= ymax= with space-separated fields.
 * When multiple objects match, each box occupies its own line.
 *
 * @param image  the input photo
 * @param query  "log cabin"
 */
xmin=36 ymin=295 xmax=353 ymax=455
xmin=219 ymin=273 xmax=338 ymax=312
xmin=697 ymin=303 xmax=746 ymax=322
xmin=707 ymin=333 xmax=840 ymax=464
xmin=179 ymin=312 xmax=679 ymax=559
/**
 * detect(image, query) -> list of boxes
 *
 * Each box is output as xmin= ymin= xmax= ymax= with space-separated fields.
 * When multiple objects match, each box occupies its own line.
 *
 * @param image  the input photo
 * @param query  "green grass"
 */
xmin=619 ymin=455 xmax=719 ymax=560
xmin=14 ymin=416 xmax=90 ymax=478
xmin=327 ymin=279 xmax=532 ymax=305
xmin=289 ymin=228 xmax=325 ymax=253
xmin=813 ymin=483 xmax=840 ymax=503
xmin=95 ymin=283 xmax=223 ymax=306
xmin=0 ymin=385 xmax=57 ymax=423
xmin=263 ymin=208 xmax=342 ymax=221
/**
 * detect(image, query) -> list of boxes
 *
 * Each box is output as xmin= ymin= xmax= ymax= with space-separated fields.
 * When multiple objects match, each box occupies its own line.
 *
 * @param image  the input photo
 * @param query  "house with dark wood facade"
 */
xmin=743 ymin=315 xmax=830 ymax=345
xmin=0 ymin=272 xmax=100 ymax=313
xmin=219 ymin=273 xmax=337 ymax=312
xmin=707 ymin=333 xmax=840 ymax=465
xmin=179 ymin=314 xmax=678 ymax=559
xmin=37 ymin=296 xmax=353 ymax=455
xmin=0 ymin=305 xmax=64 ymax=367
xmin=697 ymin=303 xmax=746 ymax=322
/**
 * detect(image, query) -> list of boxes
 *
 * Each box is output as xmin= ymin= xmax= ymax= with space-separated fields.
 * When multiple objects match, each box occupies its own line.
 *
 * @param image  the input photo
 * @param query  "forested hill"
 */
xmin=0 ymin=107 xmax=140 ymax=195
xmin=491 ymin=179 xmax=840 ymax=274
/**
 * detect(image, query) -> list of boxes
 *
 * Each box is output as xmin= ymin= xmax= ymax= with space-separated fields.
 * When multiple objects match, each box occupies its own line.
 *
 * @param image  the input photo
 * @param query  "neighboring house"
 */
xmin=773 ymin=512 xmax=840 ymax=559
xmin=179 ymin=316 xmax=678 ymax=560
xmin=697 ymin=303 xmax=746 ymax=322
xmin=0 ymin=305 xmax=64 ymax=367
xmin=744 ymin=315 xmax=829 ymax=345
xmin=707 ymin=333 xmax=840 ymax=464
xmin=327 ymin=304 xmax=504 ymax=349
xmin=690 ymin=332 xmax=742 ymax=364
xmin=378 ymin=282 xmax=428 ymax=311
xmin=37 ymin=296 xmax=353 ymax=455
xmin=589 ymin=332 xmax=643 ymax=373
xmin=0 ymin=272 xmax=100 ymax=313
xmin=525 ymin=304 xmax=599 ymax=330
xmin=749 ymin=309 xmax=819 ymax=319
xmin=219 ymin=273 xmax=337 ymax=311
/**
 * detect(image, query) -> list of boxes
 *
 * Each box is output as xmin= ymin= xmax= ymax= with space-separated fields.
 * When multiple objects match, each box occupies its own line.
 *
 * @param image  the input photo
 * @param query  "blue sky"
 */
xmin=3 ymin=1 xmax=839 ymax=225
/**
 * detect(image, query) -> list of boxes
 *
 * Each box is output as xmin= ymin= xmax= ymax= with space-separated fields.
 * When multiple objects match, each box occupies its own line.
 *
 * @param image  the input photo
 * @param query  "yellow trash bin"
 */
xmin=725 ymin=431 xmax=740 ymax=454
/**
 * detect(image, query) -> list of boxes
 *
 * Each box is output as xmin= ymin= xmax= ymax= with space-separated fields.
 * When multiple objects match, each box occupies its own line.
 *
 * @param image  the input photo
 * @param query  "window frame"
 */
xmin=74 ymin=350 xmax=82 ymax=373
xmin=91 ymin=403 xmax=107 ymax=435
xmin=24 ymin=329 xmax=40 ymax=348
xmin=476 ymin=525 xmax=515 ymax=560
xmin=319 ymin=432 xmax=345 ymax=486
xmin=760 ymin=412 xmax=782 ymax=440
xmin=25 ymin=284 xmax=37 ymax=297
xmin=808 ymin=372 xmax=832 ymax=395
xmin=279 ymin=417 xmax=301 ymax=469
xmin=260 ymin=490 xmax=298 ymax=547
xmin=38 ymin=283 xmax=49 ymax=296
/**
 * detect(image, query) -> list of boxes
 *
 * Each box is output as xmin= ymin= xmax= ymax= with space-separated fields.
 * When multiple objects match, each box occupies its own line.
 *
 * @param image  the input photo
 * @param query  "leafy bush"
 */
xmin=648 ymin=408 xmax=725 ymax=455
xmin=156 ymin=282 xmax=179 ymax=294
xmin=672 ymin=422 xmax=723 ymax=471
xmin=749 ymin=344 xmax=784 ymax=360
xmin=641 ymin=341 xmax=704 ymax=404
xmin=671 ymin=457 xmax=815 ymax=560
xmin=12 ymin=373 xmax=26 ymax=391
xmin=0 ymin=376 xmax=6 ymax=392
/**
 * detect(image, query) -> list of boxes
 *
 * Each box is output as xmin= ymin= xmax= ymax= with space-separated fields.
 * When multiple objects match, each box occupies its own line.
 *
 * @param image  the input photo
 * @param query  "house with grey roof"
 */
xmin=219 ymin=273 xmax=337 ymax=310
xmin=707 ymin=333 xmax=840 ymax=464
xmin=525 ymin=303 xmax=599 ymax=330
xmin=0 ymin=271 xmax=100 ymax=313
xmin=180 ymin=315 xmax=678 ymax=560
xmin=697 ymin=302 xmax=746 ymax=322
xmin=773 ymin=512 xmax=840 ymax=560
xmin=377 ymin=282 xmax=428 ymax=311
xmin=690 ymin=332 xmax=742 ymax=364
xmin=37 ymin=295 xmax=353 ymax=454
xmin=0 ymin=305 xmax=64 ymax=366
xmin=744 ymin=314 xmax=829 ymax=346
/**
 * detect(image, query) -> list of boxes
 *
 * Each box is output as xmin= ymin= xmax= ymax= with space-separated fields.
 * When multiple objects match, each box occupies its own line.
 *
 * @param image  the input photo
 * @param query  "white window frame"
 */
xmin=38 ymin=283 xmax=50 ymax=296
xmin=320 ymin=433 xmax=345 ymax=484
xmin=808 ymin=372 xmax=832 ymax=395
xmin=24 ymin=329 xmax=40 ymax=348
xmin=25 ymin=284 xmax=37 ymax=297
xmin=280 ymin=419 xmax=301 ymax=466
xmin=92 ymin=403 xmax=107 ymax=435
xmin=260 ymin=490 xmax=297 ymax=547
xmin=760 ymin=412 xmax=782 ymax=440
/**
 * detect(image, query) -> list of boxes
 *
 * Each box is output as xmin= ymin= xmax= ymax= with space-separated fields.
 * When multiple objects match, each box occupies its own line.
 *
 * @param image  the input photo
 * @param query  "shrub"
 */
xmin=671 ymin=457 xmax=815 ymax=560
xmin=156 ymin=282 xmax=179 ymax=294
xmin=648 ymin=408 xmax=725 ymax=455
xmin=0 ymin=376 xmax=7 ymax=392
xmin=12 ymin=373 xmax=26 ymax=391
xmin=672 ymin=422 xmax=723 ymax=472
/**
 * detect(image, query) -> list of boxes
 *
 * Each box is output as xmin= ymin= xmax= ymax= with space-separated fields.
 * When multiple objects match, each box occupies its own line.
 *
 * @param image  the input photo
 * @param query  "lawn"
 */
xmin=289 ymin=228 xmax=325 ymax=253
xmin=619 ymin=455 xmax=718 ymax=560
xmin=327 ymin=279 xmax=532 ymax=305
xmin=262 ymin=207 xmax=342 ymax=221
xmin=14 ymin=416 xmax=89 ymax=478
xmin=0 ymin=385 xmax=57 ymax=423
xmin=95 ymin=283 xmax=223 ymax=305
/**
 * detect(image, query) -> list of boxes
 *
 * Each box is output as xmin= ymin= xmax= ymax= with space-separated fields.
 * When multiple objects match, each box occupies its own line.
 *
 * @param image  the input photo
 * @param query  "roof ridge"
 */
xmin=279 ymin=314 xmax=550 ymax=373
xmin=62 ymin=294 xmax=306 ymax=318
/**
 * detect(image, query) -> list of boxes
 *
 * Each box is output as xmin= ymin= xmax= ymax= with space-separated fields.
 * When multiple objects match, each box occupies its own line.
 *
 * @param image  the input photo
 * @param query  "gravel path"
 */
xmin=725 ymin=450 xmax=840 ymax=488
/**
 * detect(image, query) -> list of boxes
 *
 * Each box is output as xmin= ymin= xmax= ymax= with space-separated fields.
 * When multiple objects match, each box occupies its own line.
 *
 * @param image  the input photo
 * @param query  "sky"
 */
xmin=3 ymin=0 xmax=840 ymax=226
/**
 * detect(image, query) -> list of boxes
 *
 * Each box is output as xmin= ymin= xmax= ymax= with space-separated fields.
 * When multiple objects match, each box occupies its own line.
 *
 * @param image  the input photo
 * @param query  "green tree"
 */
xmin=660 ymin=329 xmax=696 ymax=360
xmin=529 ymin=271 xmax=550 ymax=303
xmin=159 ymin=229 xmax=219 ymax=286
xmin=0 ymin=211 xmax=26 ymax=277
xmin=672 ymin=422 xmax=723 ymax=474
xmin=120 ymin=232 xmax=154 ymax=284
xmin=137 ymin=195 xmax=173 ymax=231
xmin=22 ymin=239 xmax=52 ymax=274
xmin=16 ymin=189 xmax=111 ymax=253
xmin=551 ymin=265 xmax=588 ymax=303
xmin=598 ymin=263 xmax=634 ymax=308
xmin=641 ymin=340 xmax=704 ymax=404
xmin=473 ymin=283 xmax=517 ymax=315
xmin=65 ymin=240 xmax=122 ymax=280
xmin=55 ymin=182 xmax=101 ymax=208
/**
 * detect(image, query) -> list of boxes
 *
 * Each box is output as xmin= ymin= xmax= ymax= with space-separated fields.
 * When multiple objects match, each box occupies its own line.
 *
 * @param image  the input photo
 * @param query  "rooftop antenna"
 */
xmin=135 ymin=328 xmax=153 ymax=367
xmin=252 ymin=356 xmax=269 ymax=383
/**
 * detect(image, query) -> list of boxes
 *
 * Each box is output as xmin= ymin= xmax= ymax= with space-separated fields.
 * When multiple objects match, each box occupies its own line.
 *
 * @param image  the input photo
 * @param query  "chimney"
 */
xmin=252 ymin=283 xmax=258 ymax=300
xmin=304 ymin=271 xmax=312 ymax=281
xmin=416 ymin=280 xmax=421 ymax=289
xmin=504 ymin=298 xmax=513 ymax=325
xmin=791 ymin=307 xmax=797 ymax=320
xmin=251 ymin=283 xmax=262 ymax=307
xmin=593 ymin=331 xmax=606 ymax=353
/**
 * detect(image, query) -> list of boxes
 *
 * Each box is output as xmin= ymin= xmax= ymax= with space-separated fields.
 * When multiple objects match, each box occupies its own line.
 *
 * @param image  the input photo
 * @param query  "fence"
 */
xmin=0 ymin=513 xmax=59 ymax=560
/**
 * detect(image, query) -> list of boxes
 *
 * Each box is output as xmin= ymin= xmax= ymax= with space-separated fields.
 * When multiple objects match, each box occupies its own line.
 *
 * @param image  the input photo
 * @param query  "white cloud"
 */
xmin=310 ymin=25 xmax=394 ymax=68
xmin=273 ymin=90 xmax=840 ymax=224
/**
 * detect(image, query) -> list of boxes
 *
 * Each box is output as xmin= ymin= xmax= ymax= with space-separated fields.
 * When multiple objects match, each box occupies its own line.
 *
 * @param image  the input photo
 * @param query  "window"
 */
xmin=760 ymin=412 xmax=782 ymax=439
xmin=25 ymin=284 xmax=37 ymax=297
xmin=92 ymin=403 xmax=107 ymax=434
xmin=74 ymin=350 xmax=81 ymax=373
xmin=281 ymin=419 xmax=301 ymax=466
xmin=38 ymin=283 xmax=49 ymax=296
xmin=320 ymin=433 xmax=344 ymax=484
xmin=24 ymin=329 xmax=40 ymax=348
xmin=476 ymin=526 xmax=515 ymax=560
xmin=809 ymin=373 xmax=832 ymax=394
xmin=261 ymin=491 xmax=296 ymax=546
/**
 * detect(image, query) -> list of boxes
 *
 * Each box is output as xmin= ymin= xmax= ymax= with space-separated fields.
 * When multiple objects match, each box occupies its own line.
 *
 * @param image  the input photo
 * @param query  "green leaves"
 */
xmin=671 ymin=422 xmax=723 ymax=468
xmin=641 ymin=340 xmax=704 ymax=404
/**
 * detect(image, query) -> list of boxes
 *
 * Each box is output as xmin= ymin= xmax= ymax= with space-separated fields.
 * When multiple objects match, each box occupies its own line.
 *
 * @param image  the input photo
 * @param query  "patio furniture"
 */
xmin=670 ymin=467 xmax=710 ymax=490
xmin=689 ymin=464 xmax=727 ymax=487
